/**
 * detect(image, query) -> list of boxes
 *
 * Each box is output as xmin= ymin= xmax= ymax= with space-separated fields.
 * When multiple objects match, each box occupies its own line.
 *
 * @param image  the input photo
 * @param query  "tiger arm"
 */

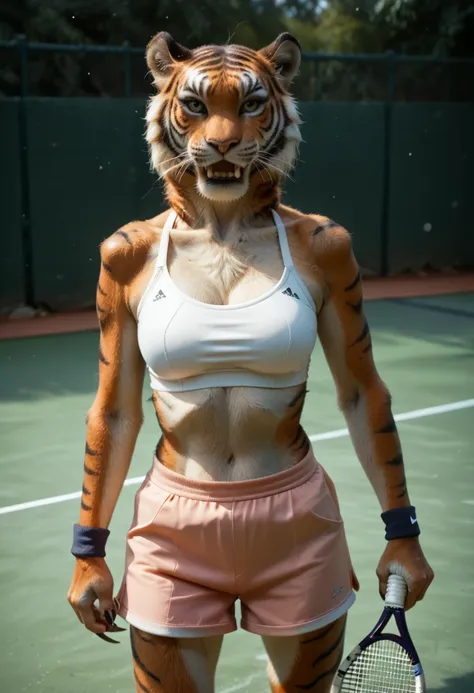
xmin=68 ymin=227 xmax=150 ymax=635
xmin=310 ymin=221 xmax=434 ymax=607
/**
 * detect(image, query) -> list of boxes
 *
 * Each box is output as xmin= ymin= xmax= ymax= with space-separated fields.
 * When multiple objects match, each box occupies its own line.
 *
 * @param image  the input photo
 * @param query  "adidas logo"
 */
xmin=282 ymin=287 xmax=300 ymax=300
xmin=153 ymin=290 xmax=166 ymax=301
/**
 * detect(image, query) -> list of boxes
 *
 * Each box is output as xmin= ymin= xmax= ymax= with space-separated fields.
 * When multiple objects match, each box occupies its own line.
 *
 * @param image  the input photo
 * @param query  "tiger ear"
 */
xmin=259 ymin=33 xmax=301 ymax=88
xmin=146 ymin=32 xmax=192 ymax=90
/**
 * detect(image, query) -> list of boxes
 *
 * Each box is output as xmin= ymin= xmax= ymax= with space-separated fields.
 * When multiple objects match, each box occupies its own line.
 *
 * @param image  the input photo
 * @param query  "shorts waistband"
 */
xmin=148 ymin=447 xmax=318 ymax=502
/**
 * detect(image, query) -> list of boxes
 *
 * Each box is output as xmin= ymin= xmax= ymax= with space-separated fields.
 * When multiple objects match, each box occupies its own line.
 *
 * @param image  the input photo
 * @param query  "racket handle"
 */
xmin=385 ymin=573 xmax=407 ymax=609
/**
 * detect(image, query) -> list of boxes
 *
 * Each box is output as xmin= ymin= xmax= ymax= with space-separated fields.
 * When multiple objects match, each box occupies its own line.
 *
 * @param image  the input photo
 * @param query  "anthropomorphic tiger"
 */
xmin=67 ymin=31 xmax=434 ymax=692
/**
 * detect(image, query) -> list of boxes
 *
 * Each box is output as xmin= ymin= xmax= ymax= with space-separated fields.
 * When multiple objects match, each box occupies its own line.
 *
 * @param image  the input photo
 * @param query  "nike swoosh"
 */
xmin=410 ymin=517 xmax=418 ymax=524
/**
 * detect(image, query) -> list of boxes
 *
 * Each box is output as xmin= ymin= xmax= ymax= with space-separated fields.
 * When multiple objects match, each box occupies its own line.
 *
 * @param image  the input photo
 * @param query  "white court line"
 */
xmin=0 ymin=397 xmax=473 ymax=517
xmin=220 ymin=675 xmax=262 ymax=693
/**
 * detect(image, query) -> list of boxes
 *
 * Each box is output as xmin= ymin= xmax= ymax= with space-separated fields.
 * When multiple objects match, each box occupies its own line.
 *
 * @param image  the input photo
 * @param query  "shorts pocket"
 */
xmin=307 ymin=470 xmax=343 ymax=527
xmin=127 ymin=474 xmax=171 ymax=537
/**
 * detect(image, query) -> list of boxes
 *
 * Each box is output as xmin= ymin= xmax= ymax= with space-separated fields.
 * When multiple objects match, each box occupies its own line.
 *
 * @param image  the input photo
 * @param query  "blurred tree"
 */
xmin=372 ymin=0 xmax=474 ymax=57
xmin=0 ymin=0 xmax=472 ymax=96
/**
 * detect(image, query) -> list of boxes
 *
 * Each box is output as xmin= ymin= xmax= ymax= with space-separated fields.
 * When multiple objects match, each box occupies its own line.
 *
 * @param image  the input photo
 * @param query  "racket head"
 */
xmin=331 ymin=573 xmax=426 ymax=693
xmin=330 ymin=633 xmax=426 ymax=692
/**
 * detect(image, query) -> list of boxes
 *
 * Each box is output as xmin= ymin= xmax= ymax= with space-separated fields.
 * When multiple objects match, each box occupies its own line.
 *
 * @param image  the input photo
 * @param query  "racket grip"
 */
xmin=385 ymin=573 xmax=407 ymax=609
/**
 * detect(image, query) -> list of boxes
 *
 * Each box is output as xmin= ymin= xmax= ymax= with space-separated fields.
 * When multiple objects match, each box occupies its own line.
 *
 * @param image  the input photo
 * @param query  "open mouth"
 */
xmin=202 ymin=161 xmax=244 ymax=183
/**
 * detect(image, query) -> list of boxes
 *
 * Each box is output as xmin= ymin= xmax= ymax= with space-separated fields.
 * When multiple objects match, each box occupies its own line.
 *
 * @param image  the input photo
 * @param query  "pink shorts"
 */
xmin=116 ymin=447 xmax=355 ymax=637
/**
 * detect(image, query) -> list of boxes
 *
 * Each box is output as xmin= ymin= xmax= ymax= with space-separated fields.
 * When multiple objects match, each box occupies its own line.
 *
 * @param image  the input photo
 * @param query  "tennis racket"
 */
xmin=331 ymin=573 xmax=426 ymax=693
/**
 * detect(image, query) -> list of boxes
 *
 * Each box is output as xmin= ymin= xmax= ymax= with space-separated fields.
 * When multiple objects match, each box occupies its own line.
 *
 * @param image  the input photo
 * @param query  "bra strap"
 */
xmin=271 ymin=209 xmax=293 ymax=268
xmin=156 ymin=209 xmax=178 ymax=268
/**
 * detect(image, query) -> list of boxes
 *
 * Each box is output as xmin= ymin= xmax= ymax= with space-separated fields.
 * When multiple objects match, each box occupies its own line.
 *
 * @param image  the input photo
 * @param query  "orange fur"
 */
xmin=264 ymin=617 xmax=347 ymax=692
xmin=307 ymin=222 xmax=409 ymax=510
xmin=275 ymin=383 xmax=309 ymax=458
xmin=68 ymin=31 xmax=433 ymax=687
xmin=130 ymin=628 xmax=199 ymax=693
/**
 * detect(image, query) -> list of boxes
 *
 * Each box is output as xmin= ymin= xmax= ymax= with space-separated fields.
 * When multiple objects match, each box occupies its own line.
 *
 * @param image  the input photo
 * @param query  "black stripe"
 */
xmin=99 ymin=347 xmax=110 ymax=365
xmin=345 ymin=297 xmax=363 ymax=314
xmin=84 ymin=462 xmax=99 ymax=476
xmin=99 ymin=313 xmax=112 ymax=332
xmin=223 ymin=57 xmax=250 ymax=70
xmin=163 ymin=72 xmax=179 ymax=95
xmin=133 ymin=674 xmax=150 ymax=693
xmin=362 ymin=340 xmax=373 ymax=353
xmin=350 ymin=320 xmax=370 ymax=346
xmin=174 ymin=113 xmax=188 ymax=133
xmin=311 ymin=220 xmax=339 ymax=236
xmin=225 ymin=51 xmax=254 ymax=64
xmin=115 ymin=230 xmax=132 ymax=245
xmin=296 ymin=659 xmax=342 ymax=690
xmin=97 ymin=304 xmax=106 ymax=314
xmin=130 ymin=628 xmax=162 ymax=684
xmin=189 ymin=48 xmax=219 ymax=63
xmin=97 ymin=283 xmax=107 ymax=297
xmin=82 ymin=485 xmax=91 ymax=496
xmin=265 ymin=130 xmax=287 ymax=159
xmin=265 ymin=107 xmax=289 ymax=158
xmin=261 ymin=102 xmax=277 ymax=134
xmin=348 ymin=390 xmax=361 ymax=408
xmin=227 ymin=46 xmax=255 ymax=59
xmin=344 ymin=271 xmax=361 ymax=292
xmin=81 ymin=500 xmax=91 ymax=511
xmin=290 ymin=425 xmax=304 ymax=447
xmin=264 ymin=100 xmax=284 ymax=148
xmin=85 ymin=442 xmax=97 ymax=456
xmin=168 ymin=112 xmax=186 ymax=152
xmin=155 ymin=437 xmax=164 ymax=459
xmin=311 ymin=624 xmax=346 ymax=668
xmin=189 ymin=57 xmax=223 ymax=70
xmin=377 ymin=417 xmax=396 ymax=433
xmin=158 ymin=114 xmax=180 ymax=156
xmin=301 ymin=622 xmax=336 ymax=644
xmin=294 ymin=432 xmax=309 ymax=452
xmin=102 ymin=262 xmax=113 ymax=276
xmin=395 ymin=476 xmax=408 ymax=499
xmin=288 ymin=385 xmax=308 ymax=408
xmin=386 ymin=453 xmax=404 ymax=466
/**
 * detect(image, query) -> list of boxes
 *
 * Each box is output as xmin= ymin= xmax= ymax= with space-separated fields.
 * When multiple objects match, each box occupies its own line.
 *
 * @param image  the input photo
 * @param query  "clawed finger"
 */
xmin=104 ymin=609 xmax=116 ymax=626
xmin=96 ymin=632 xmax=121 ymax=644
xmin=95 ymin=622 xmax=126 ymax=644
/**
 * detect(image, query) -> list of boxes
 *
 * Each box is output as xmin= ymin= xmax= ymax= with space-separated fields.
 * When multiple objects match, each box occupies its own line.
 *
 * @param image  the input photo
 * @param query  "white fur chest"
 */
xmin=167 ymin=229 xmax=284 ymax=306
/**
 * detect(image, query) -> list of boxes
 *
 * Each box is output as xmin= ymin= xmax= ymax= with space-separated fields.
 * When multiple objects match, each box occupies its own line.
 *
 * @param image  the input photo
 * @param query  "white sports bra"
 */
xmin=137 ymin=209 xmax=318 ymax=392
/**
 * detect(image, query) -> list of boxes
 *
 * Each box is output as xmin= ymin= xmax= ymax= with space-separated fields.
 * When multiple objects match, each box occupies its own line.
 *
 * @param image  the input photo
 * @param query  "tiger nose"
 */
xmin=206 ymin=137 xmax=240 ymax=154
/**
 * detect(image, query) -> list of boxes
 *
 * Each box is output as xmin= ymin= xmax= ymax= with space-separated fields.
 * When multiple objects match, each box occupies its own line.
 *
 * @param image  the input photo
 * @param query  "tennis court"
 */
xmin=1 ymin=291 xmax=473 ymax=692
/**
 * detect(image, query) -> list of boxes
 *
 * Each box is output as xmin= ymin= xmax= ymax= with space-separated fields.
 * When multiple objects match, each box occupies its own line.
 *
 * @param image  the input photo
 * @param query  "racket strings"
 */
xmin=340 ymin=639 xmax=417 ymax=692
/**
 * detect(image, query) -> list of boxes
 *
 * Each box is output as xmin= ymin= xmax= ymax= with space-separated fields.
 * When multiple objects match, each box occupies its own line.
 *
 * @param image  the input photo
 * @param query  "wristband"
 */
xmin=71 ymin=524 xmax=110 ymax=558
xmin=381 ymin=505 xmax=420 ymax=541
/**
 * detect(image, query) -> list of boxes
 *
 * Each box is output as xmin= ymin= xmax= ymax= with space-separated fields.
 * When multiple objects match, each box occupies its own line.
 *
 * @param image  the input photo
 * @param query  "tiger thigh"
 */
xmin=130 ymin=627 xmax=223 ymax=693
xmin=263 ymin=616 xmax=346 ymax=692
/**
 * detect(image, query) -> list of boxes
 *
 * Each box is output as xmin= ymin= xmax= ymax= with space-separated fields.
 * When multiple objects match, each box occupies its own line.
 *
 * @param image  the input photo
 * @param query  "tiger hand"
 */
xmin=376 ymin=537 xmax=434 ymax=611
xmin=68 ymin=557 xmax=125 ymax=643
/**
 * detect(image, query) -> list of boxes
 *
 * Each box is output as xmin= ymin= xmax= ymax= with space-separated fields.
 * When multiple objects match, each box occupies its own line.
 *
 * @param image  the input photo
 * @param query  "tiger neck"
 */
xmin=164 ymin=175 xmax=281 ymax=240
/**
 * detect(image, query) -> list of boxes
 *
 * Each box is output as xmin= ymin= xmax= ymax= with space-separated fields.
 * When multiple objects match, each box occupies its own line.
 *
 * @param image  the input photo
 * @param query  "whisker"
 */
xmin=256 ymin=157 xmax=289 ymax=179
xmin=159 ymin=152 xmax=187 ymax=168
xmin=159 ymin=157 xmax=192 ymax=179
xmin=177 ymin=159 xmax=193 ymax=182
xmin=254 ymin=161 xmax=272 ymax=183
xmin=258 ymin=153 xmax=294 ymax=169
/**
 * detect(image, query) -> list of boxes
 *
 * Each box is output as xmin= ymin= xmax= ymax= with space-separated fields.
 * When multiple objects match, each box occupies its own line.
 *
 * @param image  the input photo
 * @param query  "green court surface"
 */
xmin=1 ymin=293 xmax=473 ymax=692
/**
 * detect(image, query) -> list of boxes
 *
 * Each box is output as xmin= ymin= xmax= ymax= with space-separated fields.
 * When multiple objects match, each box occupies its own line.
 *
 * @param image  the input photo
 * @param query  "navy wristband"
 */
xmin=71 ymin=524 xmax=110 ymax=558
xmin=381 ymin=505 xmax=420 ymax=541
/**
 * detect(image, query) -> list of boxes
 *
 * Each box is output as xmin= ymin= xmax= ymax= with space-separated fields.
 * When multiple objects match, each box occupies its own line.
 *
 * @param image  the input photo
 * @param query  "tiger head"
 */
xmin=145 ymin=32 xmax=302 ymax=206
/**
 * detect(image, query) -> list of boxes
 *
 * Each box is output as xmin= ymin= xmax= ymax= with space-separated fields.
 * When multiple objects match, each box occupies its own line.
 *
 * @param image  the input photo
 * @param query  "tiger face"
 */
xmin=146 ymin=32 xmax=302 ymax=203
